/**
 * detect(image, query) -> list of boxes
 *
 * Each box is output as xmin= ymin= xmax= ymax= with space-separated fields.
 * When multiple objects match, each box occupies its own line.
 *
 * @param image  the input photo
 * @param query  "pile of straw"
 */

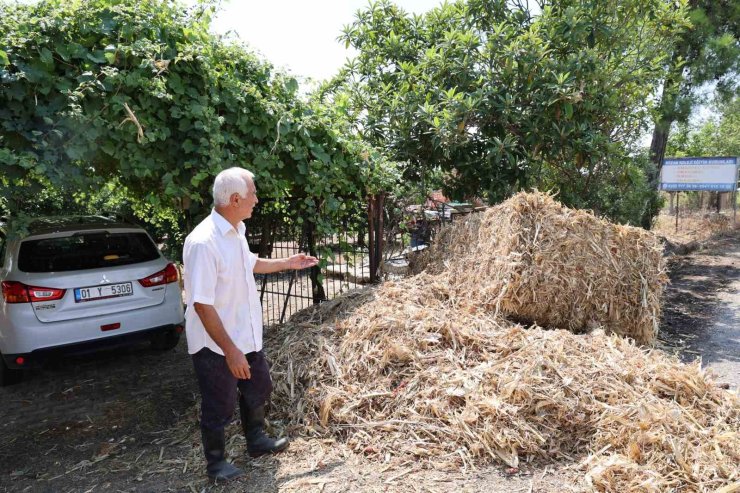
xmin=265 ymin=192 xmax=739 ymax=492
xmin=418 ymin=192 xmax=668 ymax=344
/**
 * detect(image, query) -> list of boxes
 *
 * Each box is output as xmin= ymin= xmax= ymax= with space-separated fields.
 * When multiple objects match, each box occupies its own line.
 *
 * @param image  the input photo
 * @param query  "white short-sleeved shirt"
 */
xmin=183 ymin=209 xmax=263 ymax=355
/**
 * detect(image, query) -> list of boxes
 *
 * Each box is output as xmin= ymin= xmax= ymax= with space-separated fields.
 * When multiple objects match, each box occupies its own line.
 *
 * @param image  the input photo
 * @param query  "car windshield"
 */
xmin=18 ymin=232 xmax=160 ymax=273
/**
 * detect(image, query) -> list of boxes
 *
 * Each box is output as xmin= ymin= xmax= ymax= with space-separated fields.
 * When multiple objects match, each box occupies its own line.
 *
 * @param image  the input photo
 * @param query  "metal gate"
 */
xmin=246 ymin=196 xmax=385 ymax=326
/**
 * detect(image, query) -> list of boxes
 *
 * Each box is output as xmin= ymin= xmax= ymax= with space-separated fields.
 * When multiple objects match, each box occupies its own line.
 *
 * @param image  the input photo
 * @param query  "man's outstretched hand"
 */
xmin=286 ymin=253 xmax=319 ymax=270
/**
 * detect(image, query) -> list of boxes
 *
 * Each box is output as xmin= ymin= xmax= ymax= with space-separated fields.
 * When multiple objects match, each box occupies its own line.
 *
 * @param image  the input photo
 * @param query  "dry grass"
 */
xmin=653 ymin=210 xmax=736 ymax=244
xmin=263 ymin=192 xmax=739 ymax=492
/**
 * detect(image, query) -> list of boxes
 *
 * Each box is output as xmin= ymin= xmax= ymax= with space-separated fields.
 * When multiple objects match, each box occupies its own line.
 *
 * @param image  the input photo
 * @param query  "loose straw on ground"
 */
xmin=263 ymin=192 xmax=738 ymax=492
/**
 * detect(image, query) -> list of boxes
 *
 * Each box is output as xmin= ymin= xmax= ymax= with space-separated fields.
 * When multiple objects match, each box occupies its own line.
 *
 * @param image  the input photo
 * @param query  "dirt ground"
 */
xmin=658 ymin=228 xmax=740 ymax=390
xmin=1 ymin=226 xmax=738 ymax=492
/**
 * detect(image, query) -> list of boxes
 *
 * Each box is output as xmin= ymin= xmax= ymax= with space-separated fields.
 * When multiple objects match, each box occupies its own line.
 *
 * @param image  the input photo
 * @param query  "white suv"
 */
xmin=0 ymin=216 xmax=184 ymax=386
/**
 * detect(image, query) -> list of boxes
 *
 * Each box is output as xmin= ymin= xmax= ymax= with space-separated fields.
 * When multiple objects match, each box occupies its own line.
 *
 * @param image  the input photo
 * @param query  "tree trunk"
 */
xmin=304 ymin=220 xmax=326 ymax=304
xmin=641 ymin=121 xmax=672 ymax=229
xmin=649 ymin=125 xmax=671 ymax=178
xmin=258 ymin=216 xmax=274 ymax=258
xmin=641 ymin=48 xmax=686 ymax=230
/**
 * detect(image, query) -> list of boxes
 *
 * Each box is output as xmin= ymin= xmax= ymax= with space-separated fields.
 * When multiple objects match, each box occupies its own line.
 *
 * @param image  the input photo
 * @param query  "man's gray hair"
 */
xmin=213 ymin=167 xmax=255 ymax=206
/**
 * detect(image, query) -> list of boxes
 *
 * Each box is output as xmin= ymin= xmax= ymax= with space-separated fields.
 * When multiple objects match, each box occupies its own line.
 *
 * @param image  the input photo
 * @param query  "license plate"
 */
xmin=74 ymin=282 xmax=134 ymax=302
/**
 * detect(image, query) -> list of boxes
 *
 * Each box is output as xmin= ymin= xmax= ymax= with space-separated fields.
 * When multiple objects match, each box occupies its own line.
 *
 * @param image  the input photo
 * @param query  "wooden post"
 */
xmin=377 ymin=194 xmax=385 ymax=268
xmin=735 ymin=162 xmax=739 ymax=225
xmin=304 ymin=220 xmax=326 ymax=304
xmin=258 ymin=216 xmax=275 ymax=303
xmin=368 ymin=196 xmax=376 ymax=283
xmin=366 ymin=194 xmax=385 ymax=283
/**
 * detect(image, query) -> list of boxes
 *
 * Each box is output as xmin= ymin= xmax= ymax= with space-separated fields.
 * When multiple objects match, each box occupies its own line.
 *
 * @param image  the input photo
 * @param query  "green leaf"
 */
xmin=564 ymin=103 xmax=573 ymax=119
xmin=65 ymin=145 xmax=86 ymax=160
xmin=40 ymin=47 xmax=54 ymax=66
xmin=285 ymin=77 xmax=298 ymax=93
xmin=87 ymin=51 xmax=107 ymax=64
xmin=101 ymin=141 xmax=116 ymax=155
xmin=182 ymin=139 xmax=196 ymax=153
xmin=55 ymin=45 xmax=70 ymax=62
xmin=311 ymin=146 xmax=331 ymax=164
xmin=190 ymin=103 xmax=204 ymax=116
xmin=168 ymin=74 xmax=184 ymax=94
xmin=77 ymin=71 xmax=95 ymax=82
xmin=0 ymin=49 xmax=9 ymax=66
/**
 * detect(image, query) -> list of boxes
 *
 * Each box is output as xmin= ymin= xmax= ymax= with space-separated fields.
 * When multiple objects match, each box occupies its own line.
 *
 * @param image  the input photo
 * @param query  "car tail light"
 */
xmin=2 ymin=281 xmax=66 ymax=303
xmin=1 ymin=281 xmax=29 ymax=303
xmin=138 ymin=263 xmax=179 ymax=287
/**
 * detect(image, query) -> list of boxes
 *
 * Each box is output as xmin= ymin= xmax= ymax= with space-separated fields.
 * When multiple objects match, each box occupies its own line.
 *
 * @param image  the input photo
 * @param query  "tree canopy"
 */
xmin=330 ymin=0 xmax=689 ymax=224
xmin=667 ymin=96 xmax=740 ymax=158
xmin=0 ymin=0 xmax=396 ymax=234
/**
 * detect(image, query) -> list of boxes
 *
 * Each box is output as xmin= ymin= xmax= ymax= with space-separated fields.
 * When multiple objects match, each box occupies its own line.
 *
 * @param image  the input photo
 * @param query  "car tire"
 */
xmin=150 ymin=329 xmax=180 ymax=351
xmin=0 ymin=353 xmax=24 ymax=386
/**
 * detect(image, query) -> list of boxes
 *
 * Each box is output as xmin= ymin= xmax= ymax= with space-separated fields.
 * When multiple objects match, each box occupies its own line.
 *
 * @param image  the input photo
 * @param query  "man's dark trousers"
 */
xmin=192 ymin=347 xmax=273 ymax=432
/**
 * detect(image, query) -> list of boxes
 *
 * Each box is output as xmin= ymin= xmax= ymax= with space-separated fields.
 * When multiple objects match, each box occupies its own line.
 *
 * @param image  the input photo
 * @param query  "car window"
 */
xmin=18 ymin=232 xmax=161 ymax=273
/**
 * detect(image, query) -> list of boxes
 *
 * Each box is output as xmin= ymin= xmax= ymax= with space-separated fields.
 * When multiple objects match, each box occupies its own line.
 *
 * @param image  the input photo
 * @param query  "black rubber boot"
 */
xmin=240 ymin=403 xmax=289 ymax=458
xmin=201 ymin=428 xmax=244 ymax=482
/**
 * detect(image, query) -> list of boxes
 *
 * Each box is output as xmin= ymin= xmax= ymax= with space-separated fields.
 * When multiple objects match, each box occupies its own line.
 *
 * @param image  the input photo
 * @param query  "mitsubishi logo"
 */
xmin=99 ymin=275 xmax=111 ymax=285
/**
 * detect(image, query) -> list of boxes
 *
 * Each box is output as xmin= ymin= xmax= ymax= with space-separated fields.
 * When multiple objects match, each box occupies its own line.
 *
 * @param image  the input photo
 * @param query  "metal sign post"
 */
xmin=660 ymin=157 xmax=739 ymax=228
xmin=675 ymin=192 xmax=679 ymax=233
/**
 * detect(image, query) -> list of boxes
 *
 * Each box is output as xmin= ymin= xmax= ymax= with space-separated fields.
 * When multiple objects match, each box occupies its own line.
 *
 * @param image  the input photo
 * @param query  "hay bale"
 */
xmin=425 ymin=192 xmax=667 ymax=344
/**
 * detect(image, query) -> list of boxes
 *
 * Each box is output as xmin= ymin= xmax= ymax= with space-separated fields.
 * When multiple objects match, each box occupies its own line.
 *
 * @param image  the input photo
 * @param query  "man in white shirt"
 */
xmin=184 ymin=167 xmax=318 ymax=482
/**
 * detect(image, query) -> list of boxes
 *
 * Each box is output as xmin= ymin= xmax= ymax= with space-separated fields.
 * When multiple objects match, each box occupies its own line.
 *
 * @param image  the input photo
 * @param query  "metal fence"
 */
xmin=246 ymin=199 xmax=375 ymax=326
xmin=246 ymin=195 xmax=480 ymax=327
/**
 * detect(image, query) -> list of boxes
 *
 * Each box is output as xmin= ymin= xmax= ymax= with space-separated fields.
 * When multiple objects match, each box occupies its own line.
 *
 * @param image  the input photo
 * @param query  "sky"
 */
xmin=209 ymin=0 xmax=443 ymax=82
